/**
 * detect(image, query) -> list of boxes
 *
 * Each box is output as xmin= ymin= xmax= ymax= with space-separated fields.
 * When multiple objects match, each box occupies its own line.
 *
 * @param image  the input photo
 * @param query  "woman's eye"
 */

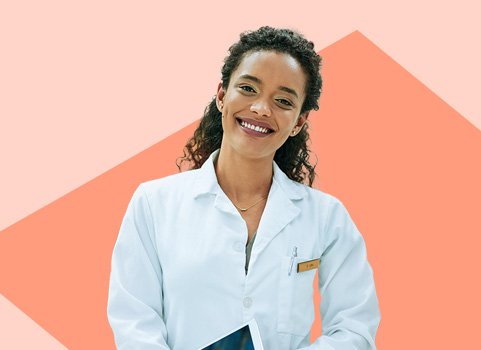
xmin=240 ymin=85 xmax=255 ymax=93
xmin=277 ymin=99 xmax=293 ymax=107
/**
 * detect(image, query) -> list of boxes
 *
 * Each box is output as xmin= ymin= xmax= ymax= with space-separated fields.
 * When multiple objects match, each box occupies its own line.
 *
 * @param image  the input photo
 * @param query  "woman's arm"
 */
xmin=300 ymin=197 xmax=381 ymax=350
xmin=107 ymin=184 xmax=170 ymax=350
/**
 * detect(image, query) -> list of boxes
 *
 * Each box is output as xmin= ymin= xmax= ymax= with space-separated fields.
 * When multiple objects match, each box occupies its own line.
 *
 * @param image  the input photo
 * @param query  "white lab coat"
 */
xmin=107 ymin=149 xmax=380 ymax=350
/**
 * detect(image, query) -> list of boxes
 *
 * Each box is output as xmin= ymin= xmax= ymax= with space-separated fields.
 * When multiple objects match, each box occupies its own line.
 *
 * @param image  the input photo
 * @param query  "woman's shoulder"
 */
xmin=273 ymin=163 xmax=338 ymax=207
xmin=137 ymin=169 xmax=202 ymax=197
xmin=289 ymin=180 xmax=340 ymax=206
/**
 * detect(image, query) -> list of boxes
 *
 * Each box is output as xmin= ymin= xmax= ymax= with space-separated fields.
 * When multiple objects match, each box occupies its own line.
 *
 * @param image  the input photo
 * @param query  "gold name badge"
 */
xmin=297 ymin=258 xmax=320 ymax=273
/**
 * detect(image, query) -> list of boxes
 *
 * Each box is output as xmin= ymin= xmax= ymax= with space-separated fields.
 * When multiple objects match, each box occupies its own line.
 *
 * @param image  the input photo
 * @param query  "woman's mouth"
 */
xmin=236 ymin=118 xmax=274 ymax=137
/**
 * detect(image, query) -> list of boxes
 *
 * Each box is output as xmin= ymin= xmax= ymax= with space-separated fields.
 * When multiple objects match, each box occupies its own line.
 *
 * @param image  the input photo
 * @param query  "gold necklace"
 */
xmin=232 ymin=196 xmax=267 ymax=212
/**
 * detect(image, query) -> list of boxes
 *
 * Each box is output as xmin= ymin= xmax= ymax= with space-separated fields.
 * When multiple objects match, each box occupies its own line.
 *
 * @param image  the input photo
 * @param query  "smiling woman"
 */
xmin=217 ymin=50 xmax=309 ymax=162
xmin=107 ymin=26 xmax=381 ymax=350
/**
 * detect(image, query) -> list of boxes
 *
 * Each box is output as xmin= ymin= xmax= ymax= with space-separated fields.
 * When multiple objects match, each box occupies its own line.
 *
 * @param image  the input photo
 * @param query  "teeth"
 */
xmin=240 ymin=120 xmax=270 ymax=134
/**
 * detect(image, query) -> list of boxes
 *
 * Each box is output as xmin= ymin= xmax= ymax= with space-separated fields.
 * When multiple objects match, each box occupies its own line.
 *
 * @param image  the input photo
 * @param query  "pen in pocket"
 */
xmin=288 ymin=246 xmax=298 ymax=276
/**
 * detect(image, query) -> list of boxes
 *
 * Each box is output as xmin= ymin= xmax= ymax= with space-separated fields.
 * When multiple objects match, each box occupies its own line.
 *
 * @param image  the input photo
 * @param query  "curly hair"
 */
xmin=177 ymin=26 xmax=322 ymax=186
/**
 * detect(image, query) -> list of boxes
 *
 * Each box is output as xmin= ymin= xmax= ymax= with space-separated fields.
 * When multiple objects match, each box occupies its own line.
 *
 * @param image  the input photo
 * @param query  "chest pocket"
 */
xmin=277 ymin=255 xmax=318 ymax=336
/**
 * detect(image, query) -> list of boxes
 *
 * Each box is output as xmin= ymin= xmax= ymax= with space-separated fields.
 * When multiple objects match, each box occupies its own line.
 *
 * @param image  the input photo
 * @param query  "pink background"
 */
xmin=1 ymin=1 xmax=480 ymax=349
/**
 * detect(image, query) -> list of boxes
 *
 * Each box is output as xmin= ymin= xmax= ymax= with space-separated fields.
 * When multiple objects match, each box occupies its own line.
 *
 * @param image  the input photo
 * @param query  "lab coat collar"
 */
xmin=192 ymin=149 xmax=307 ymax=201
xmin=192 ymin=149 xmax=308 ymax=256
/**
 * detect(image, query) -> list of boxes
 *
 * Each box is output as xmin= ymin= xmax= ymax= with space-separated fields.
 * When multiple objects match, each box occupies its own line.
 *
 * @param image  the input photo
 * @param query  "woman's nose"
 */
xmin=250 ymin=99 xmax=271 ymax=117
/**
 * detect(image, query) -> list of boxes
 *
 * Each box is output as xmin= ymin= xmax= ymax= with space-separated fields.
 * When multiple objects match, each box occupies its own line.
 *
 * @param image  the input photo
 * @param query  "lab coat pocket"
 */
xmin=277 ymin=256 xmax=317 ymax=336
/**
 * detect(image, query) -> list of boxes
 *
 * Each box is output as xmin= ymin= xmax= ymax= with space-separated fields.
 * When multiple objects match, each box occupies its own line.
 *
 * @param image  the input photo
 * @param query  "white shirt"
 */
xmin=107 ymin=149 xmax=380 ymax=350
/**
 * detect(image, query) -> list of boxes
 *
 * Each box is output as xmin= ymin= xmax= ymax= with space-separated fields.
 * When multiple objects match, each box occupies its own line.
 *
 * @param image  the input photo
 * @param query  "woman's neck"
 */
xmin=214 ymin=147 xmax=273 ymax=203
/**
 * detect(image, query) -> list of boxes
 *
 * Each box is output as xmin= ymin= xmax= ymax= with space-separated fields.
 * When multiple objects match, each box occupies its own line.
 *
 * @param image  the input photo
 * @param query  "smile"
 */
xmin=236 ymin=118 xmax=273 ymax=135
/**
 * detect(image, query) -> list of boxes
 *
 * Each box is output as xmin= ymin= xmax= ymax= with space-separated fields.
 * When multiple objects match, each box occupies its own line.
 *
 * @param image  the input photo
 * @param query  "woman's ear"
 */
xmin=216 ymin=82 xmax=225 ymax=112
xmin=290 ymin=111 xmax=310 ymax=136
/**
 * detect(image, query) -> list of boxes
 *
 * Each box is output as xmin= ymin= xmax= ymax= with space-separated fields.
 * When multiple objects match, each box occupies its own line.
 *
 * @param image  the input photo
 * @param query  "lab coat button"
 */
xmin=233 ymin=242 xmax=244 ymax=252
xmin=243 ymin=297 xmax=253 ymax=308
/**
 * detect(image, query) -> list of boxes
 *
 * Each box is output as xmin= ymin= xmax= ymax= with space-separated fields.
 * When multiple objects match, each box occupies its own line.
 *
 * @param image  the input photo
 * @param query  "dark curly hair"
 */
xmin=177 ymin=26 xmax=322 ymax=186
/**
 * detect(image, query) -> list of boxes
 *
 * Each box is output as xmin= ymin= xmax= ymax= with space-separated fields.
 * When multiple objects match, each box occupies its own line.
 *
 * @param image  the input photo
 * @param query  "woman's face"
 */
xmin=216 ymin=50 xmax=309 ymax=161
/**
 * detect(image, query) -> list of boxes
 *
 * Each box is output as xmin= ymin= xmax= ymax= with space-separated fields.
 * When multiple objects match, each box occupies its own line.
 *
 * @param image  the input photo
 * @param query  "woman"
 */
xmin=108 ymin=26 xmax=380 ymax=350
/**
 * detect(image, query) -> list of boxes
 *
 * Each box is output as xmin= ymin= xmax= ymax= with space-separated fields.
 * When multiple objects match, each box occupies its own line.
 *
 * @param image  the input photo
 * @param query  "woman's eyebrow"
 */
xmin=238 ymin=74 xmax=299 ymax=99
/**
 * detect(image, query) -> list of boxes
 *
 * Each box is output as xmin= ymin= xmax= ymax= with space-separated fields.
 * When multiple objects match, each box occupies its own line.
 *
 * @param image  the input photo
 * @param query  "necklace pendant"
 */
xmin=240 ymin=208 xmax=247 ymax=212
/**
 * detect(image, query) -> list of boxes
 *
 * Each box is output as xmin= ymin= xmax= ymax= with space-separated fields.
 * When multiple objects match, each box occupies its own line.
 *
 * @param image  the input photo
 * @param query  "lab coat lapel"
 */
xmin=192 ymin=149 xmax=239 ymax=217
xmin=213 ymin=191 xmax=239 ymax=216
xmin=254 ymin=161 xmax=307 ymax=253
xmin=192 ymin=149 xmax=308 ymax=237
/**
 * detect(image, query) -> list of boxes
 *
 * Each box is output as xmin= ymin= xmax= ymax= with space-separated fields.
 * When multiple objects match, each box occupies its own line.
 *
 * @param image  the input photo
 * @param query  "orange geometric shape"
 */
xmin=0 ymin=122 xmax=198 ymax=349
xmin=309 ymin=31 xmax=481 ymax=349
xmin=1 ymin=31 xmax=480 ymax=349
